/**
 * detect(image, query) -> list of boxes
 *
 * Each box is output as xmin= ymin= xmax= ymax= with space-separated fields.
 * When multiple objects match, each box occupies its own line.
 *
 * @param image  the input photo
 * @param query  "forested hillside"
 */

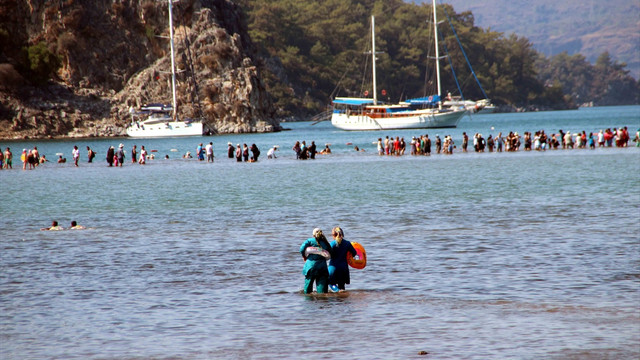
xmin=238 ymin=0 xmax=639 ymax=118
xmin=435 ymin=0 xmax=640 ymax=80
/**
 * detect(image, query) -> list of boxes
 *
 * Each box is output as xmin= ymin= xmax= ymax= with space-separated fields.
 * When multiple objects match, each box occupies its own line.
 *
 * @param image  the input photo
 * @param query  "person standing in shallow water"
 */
xmin=328 ymin=226 xmax=357 ymax=292
xmin=131 ymin=145 xmax=137 ymax=163
xmin=4 ymin=147 xmax=12 ymax=169
xmin=72 ymin=145 xmax=80 ymax=167
xmin=235 ymin=144 xmax=242 ymax=162
xmin=242 ymin=144 xmax=249 ymax=162
xmin=250 ymin=144 xmax=260 ymax=162
xmin=206 ymin=142 xmax=214 ymax=163
xmin=197 ymin=143 xmax=204 ymax=161
xmin=138 ymin=145 xmax=147 ymax=164
xmin=308 ymin=141 xmax=317 ymax=159
xmin=86 ymin=146 xmax=96 ymax=163
xmin=106 ymin=146 xmax=115 ymax=167
xmin=116 ymin=144 xmax=125 ymax=166
xmin=227 ymin=142 xmax=235 ymax=159
xmin=292 ymin=141 xmax=301 ymax=159
xmin=300 ymin=228 xmax=332 ymax=294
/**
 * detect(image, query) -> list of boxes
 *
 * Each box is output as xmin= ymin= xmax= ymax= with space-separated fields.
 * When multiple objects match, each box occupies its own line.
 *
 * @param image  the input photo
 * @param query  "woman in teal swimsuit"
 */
xmin=300 ymin=228 xmax=332 ymax=294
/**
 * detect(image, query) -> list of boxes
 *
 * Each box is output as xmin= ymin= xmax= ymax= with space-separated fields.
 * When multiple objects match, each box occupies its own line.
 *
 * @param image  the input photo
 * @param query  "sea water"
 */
xmin=1 ymin=106 xmax=639 ymax=359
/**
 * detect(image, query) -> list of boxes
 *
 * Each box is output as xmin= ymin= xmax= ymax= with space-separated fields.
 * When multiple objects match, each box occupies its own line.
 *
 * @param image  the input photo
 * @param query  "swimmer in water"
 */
xmin=41 ymin=221 xmax=63 ymax=231
xmin=69 ymin=221 xmax=85 ymax=230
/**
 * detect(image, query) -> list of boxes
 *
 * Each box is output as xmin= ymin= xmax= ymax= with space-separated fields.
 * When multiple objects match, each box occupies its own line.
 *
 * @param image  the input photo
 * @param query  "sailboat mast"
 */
xmin=371 ymin=15 xmax=377 ymax=105
xmin=432 ymin=0 xmax=442 ymax=109
xmin=168 ymin=0 xmax=177 ymax=119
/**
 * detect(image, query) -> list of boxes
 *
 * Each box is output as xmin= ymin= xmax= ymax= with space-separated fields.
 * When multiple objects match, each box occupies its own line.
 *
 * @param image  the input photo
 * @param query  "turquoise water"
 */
xmin=1 ymin=106 xmax=639 ymax=359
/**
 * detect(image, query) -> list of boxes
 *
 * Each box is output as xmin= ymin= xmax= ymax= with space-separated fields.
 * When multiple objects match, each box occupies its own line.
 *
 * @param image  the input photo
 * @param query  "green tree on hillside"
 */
xmin=537 ymin=51 xmax=639 ymax=106
xmin=24 ymin=42 xmax=61 ymax=85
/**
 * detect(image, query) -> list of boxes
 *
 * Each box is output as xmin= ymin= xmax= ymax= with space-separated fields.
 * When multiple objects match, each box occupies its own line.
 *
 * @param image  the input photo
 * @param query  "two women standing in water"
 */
xmin=299 ymin=226 xmax=357 ymax=294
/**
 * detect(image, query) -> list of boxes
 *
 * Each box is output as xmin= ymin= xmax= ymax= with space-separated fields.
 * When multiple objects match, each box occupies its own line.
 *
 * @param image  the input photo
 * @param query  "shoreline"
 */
xmin=2 ymin=127 xmax=637 ymax=171
xmin=3 ymin=104 xmax=637 ymax=141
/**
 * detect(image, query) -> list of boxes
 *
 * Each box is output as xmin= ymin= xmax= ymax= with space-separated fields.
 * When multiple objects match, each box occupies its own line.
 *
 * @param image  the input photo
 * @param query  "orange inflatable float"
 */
xmin=347 ymin=242 xmax=366 ymax=269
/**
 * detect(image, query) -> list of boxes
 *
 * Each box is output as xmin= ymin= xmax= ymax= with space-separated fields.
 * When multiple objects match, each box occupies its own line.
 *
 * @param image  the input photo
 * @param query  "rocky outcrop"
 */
xmin=0 ymin=0 xmax=279 ymax=139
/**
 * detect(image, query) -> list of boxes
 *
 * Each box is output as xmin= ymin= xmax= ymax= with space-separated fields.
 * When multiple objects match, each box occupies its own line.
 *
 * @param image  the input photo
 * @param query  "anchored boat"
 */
xmin=330 ymin=0 xmax=466 ymax=131
xmin=126 ymin=0 xmax=203 ymax=138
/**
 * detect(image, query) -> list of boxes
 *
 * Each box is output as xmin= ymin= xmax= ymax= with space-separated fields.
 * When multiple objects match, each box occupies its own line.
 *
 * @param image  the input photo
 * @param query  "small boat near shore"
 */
xmin=127 ymin=104 xmax=203 ymax=138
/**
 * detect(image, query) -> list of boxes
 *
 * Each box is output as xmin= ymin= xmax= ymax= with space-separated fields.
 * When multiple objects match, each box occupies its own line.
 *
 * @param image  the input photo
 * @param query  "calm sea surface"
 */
xmin=1 ymin=106 xmax=639 ymax=359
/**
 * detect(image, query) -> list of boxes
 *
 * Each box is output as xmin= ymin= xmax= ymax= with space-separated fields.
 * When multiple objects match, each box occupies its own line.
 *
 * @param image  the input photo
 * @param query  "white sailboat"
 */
xmin=331 ymin=0 xmax=466 ymax=131
xmin=126 ymin=0 xmax=203 ymax=138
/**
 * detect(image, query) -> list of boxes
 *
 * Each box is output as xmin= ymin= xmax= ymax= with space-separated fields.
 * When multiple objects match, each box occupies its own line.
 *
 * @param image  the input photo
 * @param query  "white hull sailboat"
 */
xmin=127 ymin=121 xmax=204 ymax=138
xmin=126 ymin=0 xmax=203 ymax=138
xmin=126 ymin=120 xmax=203 ymax=137
xmin=331 ymin=1 xmax=466 ymax=131
xmin=126 ymin=104 xmax=203 ymax=137
xmin=331 ymin=98 xmax=464 ymax=130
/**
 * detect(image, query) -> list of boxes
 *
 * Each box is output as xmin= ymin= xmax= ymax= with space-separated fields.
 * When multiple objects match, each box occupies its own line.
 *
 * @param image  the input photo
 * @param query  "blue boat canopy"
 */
xmin=332 ymin=97 xmax=375 ymax=106
xmin=404 ymin=95 xmax=441 ymax=106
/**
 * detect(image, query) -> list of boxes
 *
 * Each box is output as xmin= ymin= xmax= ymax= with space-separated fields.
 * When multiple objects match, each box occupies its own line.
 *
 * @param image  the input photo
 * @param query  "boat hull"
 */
xmin=126 ymin=121 xmax=203 ymax=138
xmin=476 ymin=105 xmax=496 ymax=114
xmin=330 ymin=109 xmax=466 ymax=131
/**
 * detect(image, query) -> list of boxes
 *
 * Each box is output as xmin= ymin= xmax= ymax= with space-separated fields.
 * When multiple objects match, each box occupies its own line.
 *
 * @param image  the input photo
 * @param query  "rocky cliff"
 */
xmin=0 ymin=0 xmax=280 ymax=139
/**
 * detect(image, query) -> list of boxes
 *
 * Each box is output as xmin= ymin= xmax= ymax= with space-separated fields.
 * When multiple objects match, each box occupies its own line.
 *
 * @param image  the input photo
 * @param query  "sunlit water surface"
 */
xmin=1 ymin=106 xmax=639 ymax=359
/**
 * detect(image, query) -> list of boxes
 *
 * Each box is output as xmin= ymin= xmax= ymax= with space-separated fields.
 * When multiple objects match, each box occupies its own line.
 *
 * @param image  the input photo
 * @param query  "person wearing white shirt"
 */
xmin=72 ymin=145 xmax=80 ymax=167
xmin=205 ymin=142 xmax=214 ymax=162
xmin=267 ymin=146 xmax=278 ymax=159
xmin=598 ymin=130 xmax=605 ymax=147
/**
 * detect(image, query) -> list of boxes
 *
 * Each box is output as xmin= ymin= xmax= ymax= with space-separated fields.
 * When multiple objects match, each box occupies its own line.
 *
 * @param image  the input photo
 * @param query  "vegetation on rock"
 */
xmin=0 ymin=0 xmax=278 ymax=139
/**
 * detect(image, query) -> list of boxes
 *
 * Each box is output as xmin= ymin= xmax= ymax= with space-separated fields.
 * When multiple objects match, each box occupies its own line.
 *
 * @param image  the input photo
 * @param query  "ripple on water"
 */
xmin=1 ymin=111 xmax=639 ymax=359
